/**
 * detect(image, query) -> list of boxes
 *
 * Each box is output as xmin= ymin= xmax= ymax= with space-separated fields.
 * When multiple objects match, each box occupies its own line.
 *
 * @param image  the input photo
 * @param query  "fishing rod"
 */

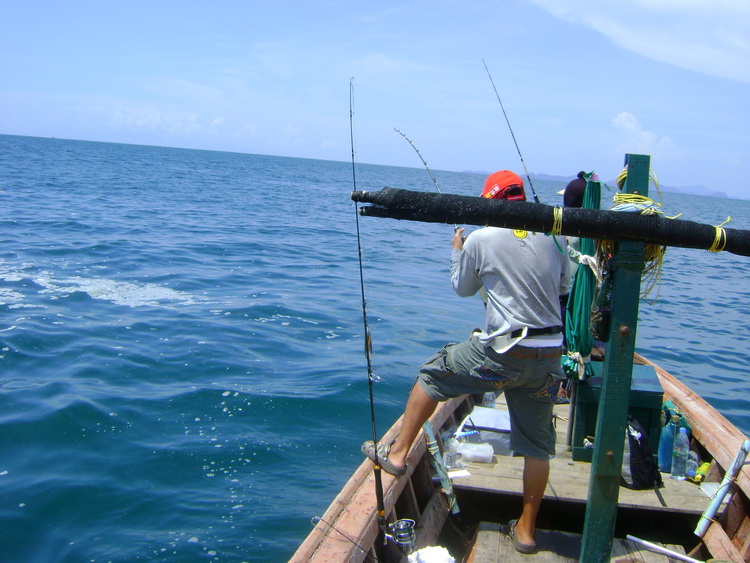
xmin=394 ymin=128 xmax=459 ymax=230
xmin=394 ymin=128 xmax=444 ymax=194
xmin=310 ymin=515 xmax=416 ymax=560
xmin=482 ymin=59 xmax=540 ymax=204
xmin=349 ymin=77 xmax=389 ymax=553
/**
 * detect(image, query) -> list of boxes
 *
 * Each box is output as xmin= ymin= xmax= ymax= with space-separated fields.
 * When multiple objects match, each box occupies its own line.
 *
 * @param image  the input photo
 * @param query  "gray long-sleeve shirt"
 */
xmin=450 ymin=227 xmax=570 ymax=348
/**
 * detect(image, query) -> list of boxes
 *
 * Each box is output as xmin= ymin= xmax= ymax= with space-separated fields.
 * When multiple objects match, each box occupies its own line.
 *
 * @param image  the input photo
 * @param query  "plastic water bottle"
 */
xmin=658 ymin=414 xmax=680 ymax=473
xmin=482 ymin=392 xmax=497 ymax=408
xmin=671 ymin=427 xmax=689 ymax=480
xmin=444 ymin=438 xmax=461 ymax=469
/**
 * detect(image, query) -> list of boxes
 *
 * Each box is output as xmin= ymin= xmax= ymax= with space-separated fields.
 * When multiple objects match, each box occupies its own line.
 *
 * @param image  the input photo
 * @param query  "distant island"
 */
xmin=526 ymin=173 xmax=729 ymax=199
xmin=462 ymin=170 xmax=729 ymax=199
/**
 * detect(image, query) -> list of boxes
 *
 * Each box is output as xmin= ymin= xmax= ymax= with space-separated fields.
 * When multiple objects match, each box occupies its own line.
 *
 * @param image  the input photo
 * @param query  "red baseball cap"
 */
xmin=481 ymin=170 xmax=526 ymax=201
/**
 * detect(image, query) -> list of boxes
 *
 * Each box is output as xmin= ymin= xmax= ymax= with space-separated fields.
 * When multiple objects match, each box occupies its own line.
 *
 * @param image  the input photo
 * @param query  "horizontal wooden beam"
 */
xmin=352 ymin=188 xmax=750 ymax=257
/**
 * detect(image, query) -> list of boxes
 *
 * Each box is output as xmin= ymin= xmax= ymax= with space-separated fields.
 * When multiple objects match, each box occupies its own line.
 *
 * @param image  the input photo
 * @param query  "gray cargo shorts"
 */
xmin=417 ymin=335 xmax=564 ymax=460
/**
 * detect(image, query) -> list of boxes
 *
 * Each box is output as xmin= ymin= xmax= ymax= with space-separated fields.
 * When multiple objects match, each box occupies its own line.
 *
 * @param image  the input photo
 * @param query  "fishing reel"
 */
xmin=385 ymin=519 xmax=416 ymax=554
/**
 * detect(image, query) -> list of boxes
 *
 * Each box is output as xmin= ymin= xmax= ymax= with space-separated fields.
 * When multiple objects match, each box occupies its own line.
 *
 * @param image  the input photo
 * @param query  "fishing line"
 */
xmin=310 ymin=516 xmax=378 ymax=562
xmin=482 ymin=59 xmax=540 ymax=204
xmin=394 ymin=128 xmax=458 ymax=230
xmin=349 ymin=77 xmax=389 ymax=550
xmin=394 ymin=128 xmax=444 ymax=194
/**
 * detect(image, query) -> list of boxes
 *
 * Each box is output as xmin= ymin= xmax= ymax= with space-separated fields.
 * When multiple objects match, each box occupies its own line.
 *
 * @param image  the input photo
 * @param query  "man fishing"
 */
xmin=362 ymin=170 xmax=570 ymax=554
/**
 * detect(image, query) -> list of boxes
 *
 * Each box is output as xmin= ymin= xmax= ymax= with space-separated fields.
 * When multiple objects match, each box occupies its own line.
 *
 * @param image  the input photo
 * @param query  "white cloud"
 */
xmin=143 ymin=78 xmax=224 ymax=102
xmin=611 ymin=112 xmax=678 ymax=160
xmin=209 ymin=117 xmax=224 ymax=135
xmin=110 ymin=106 xmax=220 ymax=138
xmin=527 ymin=0 xmax=750 ymax=83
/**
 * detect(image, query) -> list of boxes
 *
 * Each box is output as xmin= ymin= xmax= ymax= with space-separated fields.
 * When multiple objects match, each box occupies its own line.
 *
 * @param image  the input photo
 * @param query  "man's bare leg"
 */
xmin=515 ymin=456 xmax=550 ymax=547
xmin=386 ymin=383 xmax=438 ymax=470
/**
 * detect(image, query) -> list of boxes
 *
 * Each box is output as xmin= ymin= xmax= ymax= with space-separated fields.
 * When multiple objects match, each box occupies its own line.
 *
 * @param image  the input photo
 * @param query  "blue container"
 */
xmin=658 ymin=411 xmax=691 ymax=472
xmin=658 ymin=415 xmax=679 ymax=472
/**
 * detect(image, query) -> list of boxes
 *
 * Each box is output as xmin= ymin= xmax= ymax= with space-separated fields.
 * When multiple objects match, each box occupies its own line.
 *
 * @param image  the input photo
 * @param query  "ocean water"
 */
xmin=1 ymin=134 xmax=748 ymax=562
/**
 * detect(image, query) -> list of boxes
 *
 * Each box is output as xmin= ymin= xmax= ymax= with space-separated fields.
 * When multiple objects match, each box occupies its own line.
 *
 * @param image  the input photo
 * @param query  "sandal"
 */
xmin=360 ymin=440 xmax=406 ymax=476
xmin=508 ymin=519 xmax=537 ymax=554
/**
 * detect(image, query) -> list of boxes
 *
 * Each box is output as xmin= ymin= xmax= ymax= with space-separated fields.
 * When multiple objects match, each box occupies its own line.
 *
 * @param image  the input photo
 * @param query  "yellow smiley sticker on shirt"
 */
xmin=513 ymin=229 xmax=527 ymax=239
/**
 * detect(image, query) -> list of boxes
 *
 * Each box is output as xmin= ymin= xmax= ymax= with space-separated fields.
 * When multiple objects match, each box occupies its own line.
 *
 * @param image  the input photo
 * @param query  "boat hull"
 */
xmin=292 ymin=358 xmax=750 ymax=562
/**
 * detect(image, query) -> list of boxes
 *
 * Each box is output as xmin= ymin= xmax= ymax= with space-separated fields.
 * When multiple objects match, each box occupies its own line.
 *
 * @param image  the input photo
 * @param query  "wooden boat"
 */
xmin=291 ymin=351 xmax=750 ymax=562
xmin=293 ymin=155 xmax=750 ymax=561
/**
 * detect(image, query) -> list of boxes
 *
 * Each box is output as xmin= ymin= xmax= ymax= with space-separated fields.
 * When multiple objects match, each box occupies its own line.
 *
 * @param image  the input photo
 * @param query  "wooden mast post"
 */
xmin=579 ymin=154 xmax=650 ymax=561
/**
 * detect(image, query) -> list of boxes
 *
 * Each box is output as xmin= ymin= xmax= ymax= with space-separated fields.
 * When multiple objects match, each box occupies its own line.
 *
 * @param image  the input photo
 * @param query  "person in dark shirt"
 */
xmin=563 ymin=171 xmax=587 ymax=208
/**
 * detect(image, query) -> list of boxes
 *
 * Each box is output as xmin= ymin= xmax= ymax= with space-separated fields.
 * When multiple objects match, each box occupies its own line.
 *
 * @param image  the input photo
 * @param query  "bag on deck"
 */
xmin=621 ymin=415 xmax=663 ymax=490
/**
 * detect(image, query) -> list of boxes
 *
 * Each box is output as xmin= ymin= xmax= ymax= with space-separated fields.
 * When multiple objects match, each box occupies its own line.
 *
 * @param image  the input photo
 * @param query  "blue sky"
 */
xmin=3 ymin=1 xmax=749 ymax=198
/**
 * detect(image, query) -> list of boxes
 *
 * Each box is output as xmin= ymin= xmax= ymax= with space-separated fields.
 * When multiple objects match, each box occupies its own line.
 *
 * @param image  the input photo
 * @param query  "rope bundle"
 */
xmin=604 ymin=168 xmax=667 ymax=300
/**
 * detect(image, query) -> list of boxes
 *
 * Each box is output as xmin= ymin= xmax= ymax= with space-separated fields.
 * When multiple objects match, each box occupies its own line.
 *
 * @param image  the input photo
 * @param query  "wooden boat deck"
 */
xmin=293 ymin=360 xmax=750 ymax=562
xmin=455 ymin=396 xmax=711 ymax=561
xmin=455 ymin=396 xmax=709 ymax=514
xmin=468 ymin=522 xmax=690 ymax=562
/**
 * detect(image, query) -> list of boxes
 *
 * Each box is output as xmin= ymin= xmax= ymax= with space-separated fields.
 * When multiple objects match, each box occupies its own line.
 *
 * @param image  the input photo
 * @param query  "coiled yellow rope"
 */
xmin=604 ymin=167 xmax=670 ymax=301
xmin=551 ymin=206 xmax=563 ymax=236
xmin=612 ymin=192 xmax=684 ymax=219
xmin=708 ymin=217 xmax=732 ymax=252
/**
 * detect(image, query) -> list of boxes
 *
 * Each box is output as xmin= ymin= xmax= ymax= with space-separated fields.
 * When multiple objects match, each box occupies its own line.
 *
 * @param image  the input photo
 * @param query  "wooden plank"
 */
xmin=703 ymin=521 xmax=746 ymax=562
xmin=467 ymin=523 xmax=685 ymax=562
xmin=414 ymin=492 xmax=450 ymax=549
xmin=741 ymin=534 xmax=750 ymax=563
xmin=453 ymin=399 xmax=710 ymax=515
xmin=297 ymin=451 xmax=416 ymax=562
xmin=395 ymin=478 xmax=420 ymax=521
xmin=291 ymin=396 xmax=468 ymax=562
xmin=725 ymin=492 xmax=748 ymax=541
xmin=353 ymin=187 xmax=750 ymax=257
xmin=466 ymin=522 xmax=501 ymax=563
xmin=457 ymin=452 xmax=709 ymax=512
